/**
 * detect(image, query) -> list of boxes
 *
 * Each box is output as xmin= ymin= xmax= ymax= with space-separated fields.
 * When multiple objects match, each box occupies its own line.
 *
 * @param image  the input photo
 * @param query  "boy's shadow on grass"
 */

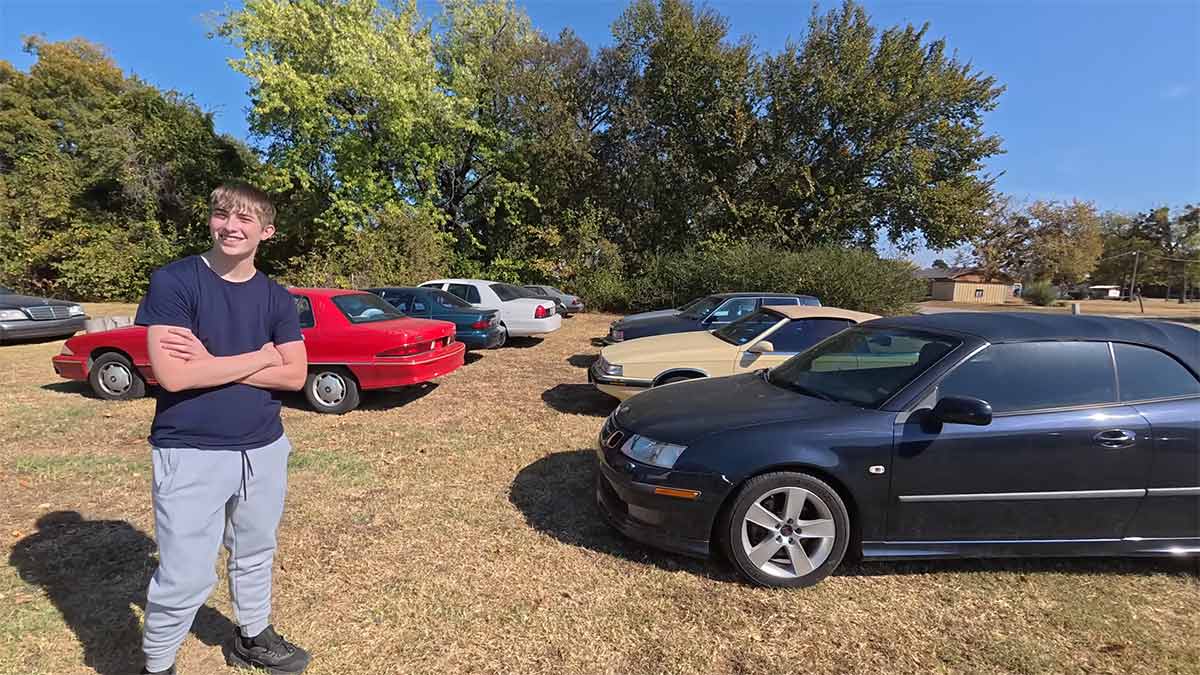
xmin=8 ymin=511 xmax=235 ymax=675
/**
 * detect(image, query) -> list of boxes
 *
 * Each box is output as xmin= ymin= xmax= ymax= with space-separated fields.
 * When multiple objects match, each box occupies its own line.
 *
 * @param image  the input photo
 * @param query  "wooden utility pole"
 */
xmin=1128 ymin=251 xmax=1140 ymax=302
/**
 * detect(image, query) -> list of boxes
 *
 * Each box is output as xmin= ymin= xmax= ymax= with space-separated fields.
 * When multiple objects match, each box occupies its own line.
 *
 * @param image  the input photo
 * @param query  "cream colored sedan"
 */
xmin=589 ymin=305 xmax=879 ymax=400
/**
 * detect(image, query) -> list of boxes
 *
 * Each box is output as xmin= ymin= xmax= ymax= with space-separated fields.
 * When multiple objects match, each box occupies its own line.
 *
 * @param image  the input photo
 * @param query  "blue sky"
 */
xmin=3 ymin=0 xmax=1197 ymax=264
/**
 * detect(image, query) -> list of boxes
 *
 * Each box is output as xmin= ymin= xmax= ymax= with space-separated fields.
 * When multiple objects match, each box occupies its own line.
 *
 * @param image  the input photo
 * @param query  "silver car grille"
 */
xmin=24 ymin=306 xmax=72 ymax=321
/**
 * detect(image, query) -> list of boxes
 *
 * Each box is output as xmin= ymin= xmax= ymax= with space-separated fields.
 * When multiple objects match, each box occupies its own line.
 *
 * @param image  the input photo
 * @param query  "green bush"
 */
xmin=573 ymin=244 xmax=922 ymax=316
xmin=283 ymin=204 xmax=450 ymax=288
xmin=1023 ymin=281 xmax=1059 ymax=307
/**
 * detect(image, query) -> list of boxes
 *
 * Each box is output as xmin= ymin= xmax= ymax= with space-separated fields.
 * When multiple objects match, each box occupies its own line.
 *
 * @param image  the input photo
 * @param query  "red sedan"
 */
xmin=51 ymin=288 xmax=466 ymax=413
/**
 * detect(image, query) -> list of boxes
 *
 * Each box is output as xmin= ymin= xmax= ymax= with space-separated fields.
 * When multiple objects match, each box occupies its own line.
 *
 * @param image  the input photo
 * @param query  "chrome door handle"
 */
xmin=1093 ymin=429 xmax=1137 ymax=448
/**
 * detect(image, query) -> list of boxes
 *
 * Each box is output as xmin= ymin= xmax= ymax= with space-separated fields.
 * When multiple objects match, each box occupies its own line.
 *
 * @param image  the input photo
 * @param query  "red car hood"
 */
xmin=66 ymin=325 xmax=145 ymax=349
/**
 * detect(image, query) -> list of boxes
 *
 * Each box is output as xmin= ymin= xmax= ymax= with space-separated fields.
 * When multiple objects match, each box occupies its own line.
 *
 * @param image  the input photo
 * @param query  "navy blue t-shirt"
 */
xmin=135 ymin=256 xmax=303 ymax=451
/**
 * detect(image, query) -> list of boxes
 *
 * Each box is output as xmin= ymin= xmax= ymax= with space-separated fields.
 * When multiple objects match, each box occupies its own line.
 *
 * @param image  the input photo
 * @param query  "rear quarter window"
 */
xmin=1113 ymin=343 xmax=1200 ymax=401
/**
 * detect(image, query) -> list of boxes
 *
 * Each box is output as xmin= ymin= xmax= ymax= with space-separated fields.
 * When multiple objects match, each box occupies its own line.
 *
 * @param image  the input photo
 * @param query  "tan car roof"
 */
xmin=770 ymin=305 xmax=881 ymax=323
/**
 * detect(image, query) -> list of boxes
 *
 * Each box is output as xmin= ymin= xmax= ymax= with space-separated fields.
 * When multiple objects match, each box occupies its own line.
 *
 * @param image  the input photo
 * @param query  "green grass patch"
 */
xmin=9 ymin=454 xmax=147 ymax=480
xmin=288 ymin=448 xmax=373 ymax=485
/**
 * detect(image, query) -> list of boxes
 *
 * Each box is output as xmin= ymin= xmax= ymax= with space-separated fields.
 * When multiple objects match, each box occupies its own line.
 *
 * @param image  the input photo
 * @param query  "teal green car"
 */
xmin=366 ymin=287 xmax=506 ymax=349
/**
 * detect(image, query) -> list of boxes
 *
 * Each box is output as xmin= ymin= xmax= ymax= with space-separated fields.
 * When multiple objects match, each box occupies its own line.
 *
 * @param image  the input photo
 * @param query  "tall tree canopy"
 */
xmin=0 ymin=37 xmax=251 ymax=299
xmin=218 ymin=0 xmax=1007 ymax=278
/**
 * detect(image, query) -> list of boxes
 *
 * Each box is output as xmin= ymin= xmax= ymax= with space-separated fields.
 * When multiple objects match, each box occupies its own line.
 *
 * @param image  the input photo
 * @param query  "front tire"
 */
xmin=720 ymin=472 xmax=850 ymax=588
xmin=304 ymin=367 xmax=361 ymax=414
xmin=88 ymin=352 xmax=146 ymax=400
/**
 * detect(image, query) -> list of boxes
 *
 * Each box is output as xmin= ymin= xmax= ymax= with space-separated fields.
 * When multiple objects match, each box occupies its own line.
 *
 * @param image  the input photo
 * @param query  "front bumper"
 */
xmin=588 ymin=361 xmax=651 ymax=400
xmin=594 ymin=427 xmax=730 ymax=559
xmin=51 ymin=354 xmax=89 ymax=381
xmin=0 ymin=316 xmax=86 ymax=341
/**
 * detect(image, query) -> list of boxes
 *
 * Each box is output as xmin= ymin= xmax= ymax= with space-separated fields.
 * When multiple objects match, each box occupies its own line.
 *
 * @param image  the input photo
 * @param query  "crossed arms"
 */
xmin=147 ymin=326 xmax=307 ymax=393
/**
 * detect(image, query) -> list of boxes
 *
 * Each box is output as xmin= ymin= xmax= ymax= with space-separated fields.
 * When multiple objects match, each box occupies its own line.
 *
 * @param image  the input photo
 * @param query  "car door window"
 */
xmin=761 ymin=297 xmax=799 ymax=306
xmin=768 ymin=319 xmax=853 ymax=353
xmin=447 ymin=283 xmax=481 ymax=304
xmin=938 ymin=341 xmax=1117 ymax=413
xmin=1113 ymin=343 xmax=1200 ymax=401
xmin=292 ymin=295 xmax=315 ymax=329
xmin=709 ymin=298 xmax=757 ymax=322
xmin=382 ymin=292 xmax=409 ymax=312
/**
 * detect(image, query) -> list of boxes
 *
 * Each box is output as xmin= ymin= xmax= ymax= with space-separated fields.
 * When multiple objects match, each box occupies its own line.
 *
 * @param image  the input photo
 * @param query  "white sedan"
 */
xmin=420 ymin=279 xmax=562 ymax=339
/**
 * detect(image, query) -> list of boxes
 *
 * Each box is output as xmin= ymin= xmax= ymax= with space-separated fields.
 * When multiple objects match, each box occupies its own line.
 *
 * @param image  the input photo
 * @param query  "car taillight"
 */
xmin=534 ymin=305 xmax=549 ymax=319
xmin=471 ymin=318 xmax=490 ymax=329
xmin=378 ymin=342 xmax=431 ymax=357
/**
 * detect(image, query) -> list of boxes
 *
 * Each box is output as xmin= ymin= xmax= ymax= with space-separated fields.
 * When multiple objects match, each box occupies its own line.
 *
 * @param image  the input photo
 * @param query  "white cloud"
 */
xmin=1163 ymin=83 xmax=1193 ymax=99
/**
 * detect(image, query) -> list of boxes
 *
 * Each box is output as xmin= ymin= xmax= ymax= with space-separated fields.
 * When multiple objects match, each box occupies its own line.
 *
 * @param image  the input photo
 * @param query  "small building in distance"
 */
xmin=1086 ymin=285 xmax=1122 ymax=299
xmin=916 ymin=267 xmax=1016 ymax=304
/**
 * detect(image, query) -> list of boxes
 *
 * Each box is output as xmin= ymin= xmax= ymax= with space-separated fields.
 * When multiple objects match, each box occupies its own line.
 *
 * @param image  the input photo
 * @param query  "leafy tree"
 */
xmin=1093 ymin=206 xmax=1200 ymax=297
xmin=593 ymin=0 xmax=760 ymax=254
xmin=931 ymin=258 xmax=950 ymax=269
xmin=972 ymin=199 xmax=1103 ymax=286
xmin=0 ymin=37 xmax=251 ymax=300
xmin=752 ymin=1 xmax=1004 ymax=250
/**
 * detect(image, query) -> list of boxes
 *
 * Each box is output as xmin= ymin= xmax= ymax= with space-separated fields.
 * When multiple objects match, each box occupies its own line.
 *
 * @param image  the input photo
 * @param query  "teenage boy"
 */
xmin=136 ymin=181 xmax=310 ymax=675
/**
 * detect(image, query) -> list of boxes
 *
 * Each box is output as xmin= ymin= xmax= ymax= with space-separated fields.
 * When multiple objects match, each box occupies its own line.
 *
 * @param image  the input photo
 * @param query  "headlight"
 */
xmin=68 ymin=305 xmax=84 ymax=316
xmin=596 ymin=356 xmax=622 ymax=377
xmin=621 ymin=434 xmax=687 ymax=469
xmin=60 ymin=344 xmax=74 ymax=356
xmin=0 ymin=309 xmax=26 ymax=321
xmin=610 ymin=329 xmax=624 ymax=341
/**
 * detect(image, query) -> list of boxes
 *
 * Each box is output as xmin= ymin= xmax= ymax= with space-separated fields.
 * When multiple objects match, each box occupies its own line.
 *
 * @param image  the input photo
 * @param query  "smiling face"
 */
xmin=209 ymin=207 xmax=275 ymax=258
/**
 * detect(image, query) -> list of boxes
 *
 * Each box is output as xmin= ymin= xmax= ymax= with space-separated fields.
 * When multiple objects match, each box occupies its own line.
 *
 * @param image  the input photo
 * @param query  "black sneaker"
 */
xmin=224 ymin=625 xmax=311 ymax=674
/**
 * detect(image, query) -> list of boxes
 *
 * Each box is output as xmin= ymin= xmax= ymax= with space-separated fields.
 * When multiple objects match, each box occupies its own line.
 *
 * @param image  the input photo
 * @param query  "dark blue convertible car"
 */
xmin=596 ymin=313 xmax=1200 ymax=587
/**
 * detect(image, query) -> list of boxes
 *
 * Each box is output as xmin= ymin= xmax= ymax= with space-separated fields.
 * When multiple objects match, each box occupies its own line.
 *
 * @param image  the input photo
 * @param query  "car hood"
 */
xmin=614 ymin=371 xmax=846 ymax=444
xmin=618 ymin=308 xmax=680 ymax=323
xmin=602 ymin=330 xmax=730 ymax=365
xmin=0 ymin=294 xmax=76 ymax=310
xmin=617 ymin=314 xmax=700 ymax=339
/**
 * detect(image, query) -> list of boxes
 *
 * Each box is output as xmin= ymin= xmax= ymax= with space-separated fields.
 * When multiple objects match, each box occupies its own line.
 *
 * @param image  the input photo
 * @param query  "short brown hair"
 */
xmin=209 ymin=181 xmax=276 ymax=228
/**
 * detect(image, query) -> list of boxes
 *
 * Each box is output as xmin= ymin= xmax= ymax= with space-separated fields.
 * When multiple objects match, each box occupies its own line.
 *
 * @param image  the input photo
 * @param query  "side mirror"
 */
xmin=748 ymin=341 xmax=775 ymax=354
xmin=932 ymin=396 xmax=993 ymax=426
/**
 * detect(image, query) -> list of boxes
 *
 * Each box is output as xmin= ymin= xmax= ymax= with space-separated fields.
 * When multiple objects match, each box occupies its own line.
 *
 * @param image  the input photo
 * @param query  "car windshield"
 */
xmin=679 ymin=296 xmax=723 ymax=319
xmin=767 ymin=327 xmax=961 ymax=408
xmin=714 ymin=309 xmax=785 ymax=345
xmin=429 ymin=289 xmax=471 ymax=309
xmin=490 ymin=283 xmax=526 ymax=302
xmin=332 ymin=293 xmax=406 ymax=324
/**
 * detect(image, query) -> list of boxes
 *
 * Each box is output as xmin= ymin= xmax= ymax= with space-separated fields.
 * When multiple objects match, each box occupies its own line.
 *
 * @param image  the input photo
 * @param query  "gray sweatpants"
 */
xmin=143 ymin=435 xmax=292 ymax=672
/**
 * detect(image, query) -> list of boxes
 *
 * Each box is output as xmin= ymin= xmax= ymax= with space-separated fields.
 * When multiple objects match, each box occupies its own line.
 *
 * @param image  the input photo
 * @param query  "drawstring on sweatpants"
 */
xmin=240 ymin=450 xmax=254 ymax=500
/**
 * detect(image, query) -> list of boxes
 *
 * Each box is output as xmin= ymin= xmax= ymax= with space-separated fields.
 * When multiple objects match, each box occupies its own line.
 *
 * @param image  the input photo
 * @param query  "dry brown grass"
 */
xmin=2 ymin=313 xmax=1198 ymax=675
xmin=920 ymin=298 xmax=1200 ymax=319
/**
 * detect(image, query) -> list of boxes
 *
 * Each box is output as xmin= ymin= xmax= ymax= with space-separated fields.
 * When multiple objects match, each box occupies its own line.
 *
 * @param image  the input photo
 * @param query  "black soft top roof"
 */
xmin=869 ymin=312 xmax=1200 ymax=375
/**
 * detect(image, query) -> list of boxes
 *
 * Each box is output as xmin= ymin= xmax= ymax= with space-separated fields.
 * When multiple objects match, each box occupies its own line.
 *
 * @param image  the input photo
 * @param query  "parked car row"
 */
xmin=590 ymin=307 xmax=1200 ymax=588
xmin=47 ymin=277 xmax=579 ymax=413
